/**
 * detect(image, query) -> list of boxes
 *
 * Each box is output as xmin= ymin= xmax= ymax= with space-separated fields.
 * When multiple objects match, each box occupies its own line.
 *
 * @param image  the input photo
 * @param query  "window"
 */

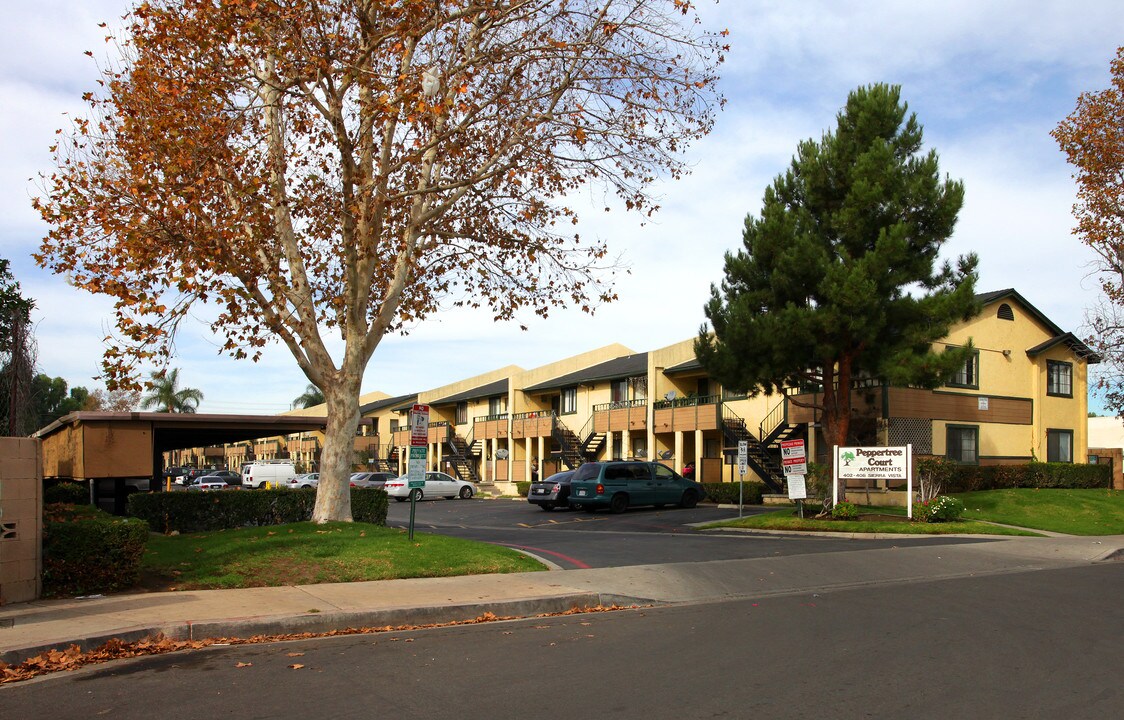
xmin=1047 ymin=361 xmax=1072 ymax=398
xmin=560 ymin=386 xmax=577 ymax=414
xmin=946 ymin=425 xmax=979 ymax=464
xmin=488 ymin=395 xmax=505 ymax=416
xmin=455 ymin=402 xmax=468 ymax=425
xmin=390 ymin=418 xmax=400 ymax=433
xmin=611 ymin=379 xmax=628 ymax=403
xmin=949 ymin=350 xmax=979 ymax=389
xmin=1047 ymin=429 xmax=1073 ymax=463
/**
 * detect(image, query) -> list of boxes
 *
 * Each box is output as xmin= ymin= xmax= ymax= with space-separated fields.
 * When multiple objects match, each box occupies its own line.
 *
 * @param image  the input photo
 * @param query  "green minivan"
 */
xmin=567 ymin=461 xmax=705 ymax=513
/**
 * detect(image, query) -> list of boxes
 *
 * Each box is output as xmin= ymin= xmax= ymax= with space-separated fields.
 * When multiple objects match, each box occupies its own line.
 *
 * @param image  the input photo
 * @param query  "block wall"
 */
xmin=0 ymin=437 xmax=42 ymax=604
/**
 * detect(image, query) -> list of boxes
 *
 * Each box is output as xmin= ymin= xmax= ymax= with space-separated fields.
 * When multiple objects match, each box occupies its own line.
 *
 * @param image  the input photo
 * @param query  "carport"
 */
xmin=34 ymin=412 xmax=344 ymax=514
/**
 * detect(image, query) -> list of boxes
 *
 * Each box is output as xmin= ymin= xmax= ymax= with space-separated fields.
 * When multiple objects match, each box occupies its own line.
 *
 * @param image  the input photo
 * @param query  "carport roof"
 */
xmin=34 ymin=411 xmax=363 ymax=453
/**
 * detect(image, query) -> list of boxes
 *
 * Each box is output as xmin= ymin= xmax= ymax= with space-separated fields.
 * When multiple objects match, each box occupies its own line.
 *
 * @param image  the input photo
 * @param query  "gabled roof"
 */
xmin=429 ymin=378 xmax=509 ymax=406
xmin=360 ymin=393 xmax=418 ymax=415
xmin=523 ymin=353 xmax=648 ymax=393
xmin=663 ymin=357 xmax=704 ymax=376
xmin=976 ymin=289 xmax=1064 ymax=336
xmin=1025 ymin=332 xmax=1101 ymax=363
xmin=977 ymin=289 xmax=1099 ymax=364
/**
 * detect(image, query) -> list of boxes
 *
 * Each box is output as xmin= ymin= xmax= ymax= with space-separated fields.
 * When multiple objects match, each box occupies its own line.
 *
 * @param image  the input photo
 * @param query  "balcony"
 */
xmin=511 ymin=411 xmax=555 ymax=439
xmin=593 ymin=399 xmax=647 ymax=433
xmin=474 ymin=414 xmax=509 ymax=440
xmin=652 ymin=394 xmax=721 ymax=433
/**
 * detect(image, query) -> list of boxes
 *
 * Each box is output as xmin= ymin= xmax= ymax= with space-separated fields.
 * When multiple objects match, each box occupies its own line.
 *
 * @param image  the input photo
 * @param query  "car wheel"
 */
xmin=679 ymin=490 xmax=699 ymax=509
xmin=540 ymin=502 xmax=555 ymax=511
xmin=410 ymin=488 xmax=423 ymax=501
xmin=609 ymin=493 xmax=629 ymax=514
xmin=459 ymin=486 xmax=473 ymax=499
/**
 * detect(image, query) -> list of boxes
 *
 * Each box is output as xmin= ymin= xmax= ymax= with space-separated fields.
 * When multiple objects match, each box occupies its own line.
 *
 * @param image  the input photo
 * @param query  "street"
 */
xmin=4 ymin=562 xmax=1120 ymax=719
xmin=383 ymin=496 xmax=990 ymax=569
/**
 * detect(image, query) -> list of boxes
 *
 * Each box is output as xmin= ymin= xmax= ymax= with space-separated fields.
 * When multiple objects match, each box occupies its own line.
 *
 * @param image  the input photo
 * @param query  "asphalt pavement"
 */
xmin=2 ymin=529 xmax=1121 ymax=668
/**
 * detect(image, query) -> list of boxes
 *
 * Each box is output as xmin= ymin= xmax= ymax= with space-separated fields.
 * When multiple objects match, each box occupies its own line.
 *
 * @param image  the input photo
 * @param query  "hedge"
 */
xmin=701 ymin=481 xmax=765 ymax=505
xmin=127 ymin=488 xmax=389 ymax=533
xmin=42 ymin=503 xmax=149 ymax=597
xmin=943 ymin=462 xmax=1112 ymax=493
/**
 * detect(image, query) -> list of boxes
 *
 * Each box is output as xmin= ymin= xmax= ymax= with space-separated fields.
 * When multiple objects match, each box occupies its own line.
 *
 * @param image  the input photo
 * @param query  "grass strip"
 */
xmin=706 ymin=507 xmax=1040 ymax=536
xmin=141 ymin=522 xmax=545 ymax=590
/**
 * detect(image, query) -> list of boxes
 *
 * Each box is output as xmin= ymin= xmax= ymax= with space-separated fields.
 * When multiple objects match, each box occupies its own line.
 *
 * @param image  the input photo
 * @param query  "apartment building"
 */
xmin=218 ymin=288 xmax=1094 ymax=494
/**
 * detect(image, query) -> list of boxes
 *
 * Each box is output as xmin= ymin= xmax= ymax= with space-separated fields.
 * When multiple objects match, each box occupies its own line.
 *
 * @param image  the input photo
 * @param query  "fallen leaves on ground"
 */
xmin=0 ymin=604 xmax=641 ymax=684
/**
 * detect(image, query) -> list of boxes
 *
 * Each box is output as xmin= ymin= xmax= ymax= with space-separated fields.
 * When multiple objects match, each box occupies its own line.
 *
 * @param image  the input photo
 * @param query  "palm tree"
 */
xmin=293 ymin=383 xmax=325 ymax=409
xmin=140 ymin=368 xmax=203 ymax=413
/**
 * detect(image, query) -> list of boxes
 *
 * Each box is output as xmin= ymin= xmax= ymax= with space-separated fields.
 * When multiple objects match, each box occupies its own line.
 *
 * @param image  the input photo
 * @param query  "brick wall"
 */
xmin=0 ymin=437 xmax=42 ymax=604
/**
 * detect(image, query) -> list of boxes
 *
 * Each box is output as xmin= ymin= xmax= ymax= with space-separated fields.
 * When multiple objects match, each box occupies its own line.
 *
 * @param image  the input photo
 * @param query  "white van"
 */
xmin=241 ymin=461 xmax=298 ymax=489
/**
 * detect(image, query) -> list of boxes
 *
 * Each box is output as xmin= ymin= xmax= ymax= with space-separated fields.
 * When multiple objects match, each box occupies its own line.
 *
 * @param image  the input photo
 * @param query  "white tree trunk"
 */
xmin=312 ymin=376 xmax=363 ymax=523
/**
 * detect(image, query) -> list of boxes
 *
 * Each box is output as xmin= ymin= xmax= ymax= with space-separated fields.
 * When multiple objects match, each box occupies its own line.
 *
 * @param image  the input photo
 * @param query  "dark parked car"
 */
xmin=527 ymin=470 xmax=576 ymax=511
xmin=567 ymin=461 xmax=704 ymax=514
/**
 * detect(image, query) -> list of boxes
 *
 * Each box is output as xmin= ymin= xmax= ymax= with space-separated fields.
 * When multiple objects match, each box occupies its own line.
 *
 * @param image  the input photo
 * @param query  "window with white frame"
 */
xmin=560 ymin=386 xmax=577 ymax=414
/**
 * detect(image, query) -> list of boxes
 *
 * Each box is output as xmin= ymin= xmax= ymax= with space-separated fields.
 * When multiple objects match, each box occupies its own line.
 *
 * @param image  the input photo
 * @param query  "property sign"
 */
xmin=780 ymin=439 xmax=807 ymax=476
xmin=835 ymin=446 xmax=909 ymax=481
xmin=410 ymin=404 xmax=430 ymax=447
xmin=787 ymin=474 xmax=807 ymax=500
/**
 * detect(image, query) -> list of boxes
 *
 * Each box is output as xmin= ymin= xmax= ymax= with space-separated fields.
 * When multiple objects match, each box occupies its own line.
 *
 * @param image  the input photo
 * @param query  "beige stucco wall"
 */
xmin=0 ymin=437 xmax=42 ymax=604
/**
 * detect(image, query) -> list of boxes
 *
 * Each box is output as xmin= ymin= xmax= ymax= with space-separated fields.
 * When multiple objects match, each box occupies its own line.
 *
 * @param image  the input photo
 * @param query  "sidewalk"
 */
xmin=3 ymin=533 xmax=1122 ymax=666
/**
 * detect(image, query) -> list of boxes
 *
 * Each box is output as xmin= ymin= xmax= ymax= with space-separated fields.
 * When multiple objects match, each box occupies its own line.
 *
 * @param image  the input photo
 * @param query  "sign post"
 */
xmin=407 ymin=404 xmax=430 ymax=540
xmin=736 ymin=440 xmax=748 ymax=517
xmin=781 ymin=439 xmax=807 ymax=518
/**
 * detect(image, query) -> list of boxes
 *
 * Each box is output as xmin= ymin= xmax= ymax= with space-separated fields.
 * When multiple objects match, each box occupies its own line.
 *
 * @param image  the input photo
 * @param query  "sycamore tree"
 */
xmin=35 ymin=1 xmax=725 ymax=522
xmin=696 ymin=84 xmax=978 ymax=496
xmin=1053 ymin=46 xmax=1124 ymax=414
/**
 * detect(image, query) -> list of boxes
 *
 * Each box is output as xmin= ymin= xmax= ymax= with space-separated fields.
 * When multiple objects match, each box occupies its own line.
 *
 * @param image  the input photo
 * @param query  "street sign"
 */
xmin=410 ymin=404 xmax=430 ymax=447
xmin=737 ymin=440 xmax=748 ymax=476
xmin=408 ymin=446 xmax=426 ymax=486
xmin=780 ymin=438 xmax=807 ymax=476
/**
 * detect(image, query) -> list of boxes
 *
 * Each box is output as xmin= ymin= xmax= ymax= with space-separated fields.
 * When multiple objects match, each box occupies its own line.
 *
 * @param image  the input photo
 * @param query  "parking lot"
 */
xmin=383 ymin=496 xmax=989 ymax=570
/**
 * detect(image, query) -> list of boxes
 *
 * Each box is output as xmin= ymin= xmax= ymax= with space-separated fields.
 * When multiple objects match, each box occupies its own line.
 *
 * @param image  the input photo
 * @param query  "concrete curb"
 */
xmin=1 ymin=592 xmax=651 ymax=666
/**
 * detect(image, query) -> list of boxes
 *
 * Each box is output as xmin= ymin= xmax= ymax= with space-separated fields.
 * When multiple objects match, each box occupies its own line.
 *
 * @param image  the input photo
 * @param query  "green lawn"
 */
xmin=952 ymin=488 xmax=1124 ymax=535
xmin=708 ymin=488 xmax=1124 ymax=536
xmin=140 ymin=522 xmax=545 ymax=590
xmin=709 ymin=507 xmax=1039 ymax=536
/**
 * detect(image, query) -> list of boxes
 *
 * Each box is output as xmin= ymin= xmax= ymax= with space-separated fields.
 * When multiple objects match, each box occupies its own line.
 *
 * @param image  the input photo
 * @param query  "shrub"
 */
xmin=44 ymin=481 xmax=89 ymax=505
xmin=515 ymin=481 xmax=531 ymax=497
xmin=128 ymin=488 xmax=388 ymax=533
xmin=831 ymin=501 xmax=859 ymax=520
xmin=700 ymin=481 xmax=764 ymax=505
xmin=42 ymin=504 xmax=149 ymax=597
xmin=942 ymin=462 xmax=1110 ymax=492
xmin=913 ymin=495 xmax=965 ymax=523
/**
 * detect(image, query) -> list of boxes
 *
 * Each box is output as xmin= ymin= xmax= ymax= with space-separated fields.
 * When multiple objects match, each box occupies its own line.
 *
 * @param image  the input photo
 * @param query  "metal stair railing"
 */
xmin=722 ymin=404 xmax=785 ymax=493
xmin=551 ymin=415 xmax=585 ymax=469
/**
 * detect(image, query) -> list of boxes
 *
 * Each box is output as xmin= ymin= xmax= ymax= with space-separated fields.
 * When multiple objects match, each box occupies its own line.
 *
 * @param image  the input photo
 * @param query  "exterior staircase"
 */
xmin=552 ymin=420 xmax=585 ymax=469
xmin=446 ymin=433 xmax=481 ymax=484
xmin=721 ymin=408 xmax=786 ymax=493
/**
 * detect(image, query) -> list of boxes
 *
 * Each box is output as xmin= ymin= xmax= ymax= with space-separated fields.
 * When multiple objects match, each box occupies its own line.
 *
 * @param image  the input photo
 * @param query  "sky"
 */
xmin=2 ymin=1 xmax=1122 ymax=415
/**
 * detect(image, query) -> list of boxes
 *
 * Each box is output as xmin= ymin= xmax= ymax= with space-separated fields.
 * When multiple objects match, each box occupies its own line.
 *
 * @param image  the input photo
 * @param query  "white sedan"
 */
xmin=285 ymin=473 xmax=319 ymax=490
xmin=384 ymin=472 xmax=475 ymax=502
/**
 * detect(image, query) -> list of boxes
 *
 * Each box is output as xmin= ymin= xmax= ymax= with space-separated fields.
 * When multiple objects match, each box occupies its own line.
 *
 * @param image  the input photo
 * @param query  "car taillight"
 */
xmin=596 ymin=483 xmax=605 ymax=495
xmin=552 ymin=483 xmax=561 ymax=492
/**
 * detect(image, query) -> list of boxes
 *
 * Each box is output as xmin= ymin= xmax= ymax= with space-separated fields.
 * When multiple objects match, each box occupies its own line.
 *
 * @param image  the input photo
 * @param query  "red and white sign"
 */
xmin=410 ymin=404 xmax=430 ymax=447
xmin=780 ymin=439 xmax=807 ymax=476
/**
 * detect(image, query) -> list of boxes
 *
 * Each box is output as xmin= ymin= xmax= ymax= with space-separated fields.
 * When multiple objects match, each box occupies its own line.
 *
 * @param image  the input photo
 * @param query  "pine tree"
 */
xmin=696 ymin=84 xmax=979 ymax=492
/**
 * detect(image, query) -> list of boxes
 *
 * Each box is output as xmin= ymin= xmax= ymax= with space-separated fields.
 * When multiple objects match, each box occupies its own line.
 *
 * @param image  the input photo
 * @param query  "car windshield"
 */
xmin=572 ymin=464 xmax=602 ymax=481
